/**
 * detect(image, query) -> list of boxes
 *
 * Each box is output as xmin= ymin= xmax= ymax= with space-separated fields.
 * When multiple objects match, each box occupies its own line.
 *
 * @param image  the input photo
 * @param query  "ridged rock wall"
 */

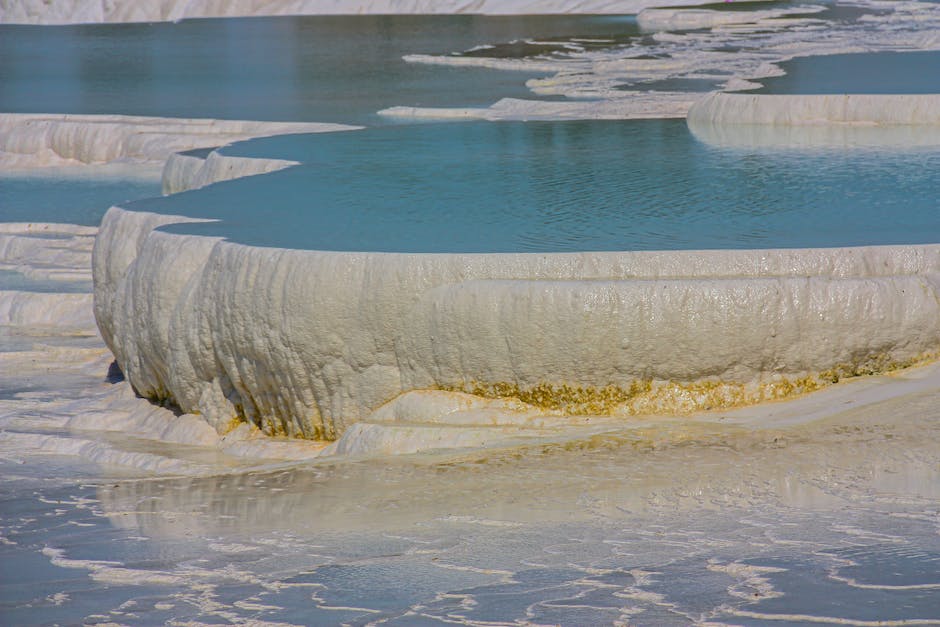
xmin=687 ymin=93 xmax=940 ymax=127
xmin=162 ymin=150 xmax=300 ymax=195
xmin=93 ymin=205 xmax=940 ymax=441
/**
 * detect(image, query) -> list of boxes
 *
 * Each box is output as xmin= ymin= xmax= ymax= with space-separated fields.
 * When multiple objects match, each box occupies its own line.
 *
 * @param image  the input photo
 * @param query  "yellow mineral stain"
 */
xmin=449 ymin=380 xmax=653 ymax=415
xmin=142 ymin=350 xmax=938 ymax=442
xmin=446 ymin=350 xmax=939 ymax=418
xmin=221 ymin=415 xmax=247 ymax=436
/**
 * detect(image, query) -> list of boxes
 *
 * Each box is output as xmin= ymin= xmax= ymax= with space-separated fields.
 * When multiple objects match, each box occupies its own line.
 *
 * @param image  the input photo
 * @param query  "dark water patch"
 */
xmin=658 ymin=1 xmax=795 ymax=13
xmin=812 ymin=2 xmax=894 ymax=24
xmin=757 ymin=50 xmax=940 ymax=95
xmin=178 ymin=146 xmax=216 ymax=159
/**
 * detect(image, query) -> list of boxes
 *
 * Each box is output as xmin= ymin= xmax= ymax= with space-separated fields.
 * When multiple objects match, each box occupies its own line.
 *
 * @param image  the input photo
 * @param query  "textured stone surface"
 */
xmin=162 ymin=150 xmax=301 ymax=195
xmin=93 ymin=204 xmax=940 ymax=440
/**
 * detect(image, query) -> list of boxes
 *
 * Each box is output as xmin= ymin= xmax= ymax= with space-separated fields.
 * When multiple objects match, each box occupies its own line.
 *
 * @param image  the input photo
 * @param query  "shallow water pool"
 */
xmin=145 ymin=119 xmax=940 ymax=252
xmin=0 ymin=171 xmax=161 ymax=226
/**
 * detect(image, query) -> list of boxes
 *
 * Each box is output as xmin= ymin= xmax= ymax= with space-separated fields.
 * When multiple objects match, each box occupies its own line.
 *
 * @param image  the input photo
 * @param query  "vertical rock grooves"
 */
xmin=93 ymin=205 xmax=940 ymax=440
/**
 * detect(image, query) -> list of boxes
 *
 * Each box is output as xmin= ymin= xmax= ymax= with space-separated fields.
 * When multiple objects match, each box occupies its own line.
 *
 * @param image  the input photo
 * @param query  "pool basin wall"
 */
xmin=94 ymin=205 xmax=940 ymax=440
xmin=688 ymin=93 xmax=940 ymax=127
xmin=161 ymin=149 xmax=302 ymax=195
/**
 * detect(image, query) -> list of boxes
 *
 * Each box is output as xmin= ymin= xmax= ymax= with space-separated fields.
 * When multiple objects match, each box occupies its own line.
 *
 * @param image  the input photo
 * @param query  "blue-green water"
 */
xmin=0 ymin=173 xmax=161 ymax=226
xmin=0 ymin=15 xmax=637 ymax=125
xmin=146 ymin=120 xmax=940 ymax=252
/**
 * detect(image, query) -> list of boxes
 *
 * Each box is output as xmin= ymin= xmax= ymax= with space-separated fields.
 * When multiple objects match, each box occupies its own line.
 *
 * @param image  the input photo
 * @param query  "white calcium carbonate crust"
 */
xmin=0 ymin=290 xmax=94 ymax=328
xmin=0 ymin=0 xmax=717 ymax=24
xmin=93 ymin=205 xmax=940 ymax=440
xmin=162 ymin=150 xmax=301 ymax=195
xmin=687 ymin=93 xmax=940 ymax=127
xmin=378 ymin=95 xmax=695 ymax=121
xmin=0 ymin=114 xmax=357 ymax=169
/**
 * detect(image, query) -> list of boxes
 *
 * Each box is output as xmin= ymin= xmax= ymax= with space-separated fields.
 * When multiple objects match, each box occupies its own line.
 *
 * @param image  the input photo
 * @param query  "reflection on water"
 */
xmin=95 ymin=384 xmax=940 ymax=537
xmin=689 ymin=119 xmax=940 ymax=151
xmin=150 ymin=120 xmax=940 ymax=252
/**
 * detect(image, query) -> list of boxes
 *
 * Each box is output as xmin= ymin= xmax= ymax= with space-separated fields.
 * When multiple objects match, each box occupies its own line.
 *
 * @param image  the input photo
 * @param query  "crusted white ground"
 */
xmin=0 ymin=0 xmax=718 ymax=24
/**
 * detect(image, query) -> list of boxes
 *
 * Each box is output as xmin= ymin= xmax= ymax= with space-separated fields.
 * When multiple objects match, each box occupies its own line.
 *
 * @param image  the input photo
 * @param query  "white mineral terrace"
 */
xmin=4 ymin=7 xmax=940 ymax=624
xmin=0 ymin=224 xmax=330 ymax=468
xmin=14 ymin=213 xmax=939 ymax=467
xmin=4 ymin=107 xmax=935 ymax=450
xmin=94 ymin=199 xmax=940 ymax=442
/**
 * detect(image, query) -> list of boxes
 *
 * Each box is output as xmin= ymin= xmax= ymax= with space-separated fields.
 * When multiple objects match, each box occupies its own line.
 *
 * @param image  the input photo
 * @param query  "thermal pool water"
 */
xmin=147 ymin=119 xmax=940 ymax=252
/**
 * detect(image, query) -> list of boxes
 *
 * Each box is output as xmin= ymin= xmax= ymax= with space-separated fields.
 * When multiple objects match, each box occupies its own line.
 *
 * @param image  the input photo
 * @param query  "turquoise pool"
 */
xmin=0 ymin=172 xmax=161 ymax=226
xmin=142 ymin=120 xmax=940 ymax=253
